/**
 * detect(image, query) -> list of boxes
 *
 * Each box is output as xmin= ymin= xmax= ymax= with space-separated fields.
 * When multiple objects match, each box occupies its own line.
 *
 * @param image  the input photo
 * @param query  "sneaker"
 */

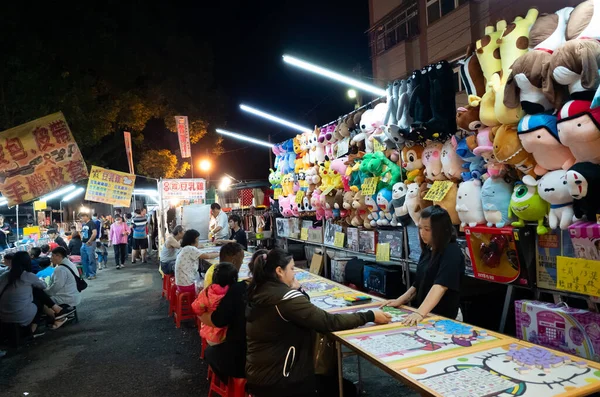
xmin=120 ymin=264 xmax=125 ymax=268
xmin=32 ymin=328 xmax=46 ymax=338
xmin=51 ymin=317 xmax=71 ymax=330
xmin=89 ymin=276 xmax=97 ymax=280
xmin=116 ymin=265 xmax=121 ymax=269
xmin=55 ymin=306 xmax=75 ymax=320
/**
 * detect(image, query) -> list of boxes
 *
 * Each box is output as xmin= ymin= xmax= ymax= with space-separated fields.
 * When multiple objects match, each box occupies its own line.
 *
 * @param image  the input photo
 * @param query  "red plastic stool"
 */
xmin=161 ymin=274 xmax=171 ymax=298
xmin=168 ymin=279 xmax=177 ymax=316
xmin=174 ymin=290 xmax=195 ymax=328
xmin=207 ymin=368 xmax=247 ymax=397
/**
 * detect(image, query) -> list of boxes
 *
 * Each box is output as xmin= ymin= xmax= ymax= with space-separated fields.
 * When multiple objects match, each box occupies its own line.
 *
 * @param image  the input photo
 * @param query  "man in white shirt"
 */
xmin=210 ymin=203 xmax=229 ymax=240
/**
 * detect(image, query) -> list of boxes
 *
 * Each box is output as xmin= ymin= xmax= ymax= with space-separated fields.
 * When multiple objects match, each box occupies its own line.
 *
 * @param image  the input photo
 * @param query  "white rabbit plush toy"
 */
xmin=456 ymin=179 xmax=486 ymax=227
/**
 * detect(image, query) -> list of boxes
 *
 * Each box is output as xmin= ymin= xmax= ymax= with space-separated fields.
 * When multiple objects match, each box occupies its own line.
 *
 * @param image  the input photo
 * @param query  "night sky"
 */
xmin=2 ymin=1 xmax=373 ymax=183
xmin=197 ymin=0 xmax=372 ymax=181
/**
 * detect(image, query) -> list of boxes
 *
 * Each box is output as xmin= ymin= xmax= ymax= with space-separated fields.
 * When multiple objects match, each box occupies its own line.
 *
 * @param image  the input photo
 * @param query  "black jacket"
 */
xmin=245 ymin=281 xmax=374 ymax=397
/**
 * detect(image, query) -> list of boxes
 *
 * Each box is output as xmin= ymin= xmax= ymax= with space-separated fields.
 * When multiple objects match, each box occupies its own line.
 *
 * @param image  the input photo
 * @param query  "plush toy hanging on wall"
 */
xmin=481 ymin=177 xmax=513 ymax=228
xmin=422 ymin=141 xmax=446 ymax=182
xmin=475 ymin=21 xmax=506 ymax=128
xmin=517 ymin=113 xmax=575 ymax=175
xmin=401 ymin=145 xmax=425 ymax=184
xmin=566 ymin=162 xmax=600 ymax=222
xmin=557 ymin=100 xmax=600 ymax=164
xmin=509 ymin=177 xmax=549 ymax=235
xmin=456 ymin=179 xmax=486 ymax=227
xmin=537 ymin=170 xmax=574 ymax=230
xmin=491 ymin=124 xmax=537 ymax=178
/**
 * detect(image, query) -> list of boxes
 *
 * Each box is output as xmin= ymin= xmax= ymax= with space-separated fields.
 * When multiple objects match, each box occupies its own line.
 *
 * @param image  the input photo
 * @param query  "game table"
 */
xmin=289 ymin=268 xmax=600 ymax=397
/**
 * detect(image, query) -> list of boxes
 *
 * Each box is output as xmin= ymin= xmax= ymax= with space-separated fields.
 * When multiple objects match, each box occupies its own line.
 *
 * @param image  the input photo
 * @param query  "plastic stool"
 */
xmin=161 ymin=274 xmax=171 ymax=298
xmin=168 ymin=279 xmax=177 ymax=316
xmin=207 ymin=370 xmax=247 ymax=397
xmin=173 ymin=290 xmax=195 ymax=328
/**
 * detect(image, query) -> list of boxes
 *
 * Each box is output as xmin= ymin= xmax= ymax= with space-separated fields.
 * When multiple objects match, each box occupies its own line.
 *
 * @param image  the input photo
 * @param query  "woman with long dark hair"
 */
xmin=245 ymin=248 xmax=391 ymax=397
xmin=384 ymin=205 xmax=465 ymax=325
xmin=0 ymin=252 xmax=74 ymax=336
xmin=174 ymin=229 xmax=218 ymax=293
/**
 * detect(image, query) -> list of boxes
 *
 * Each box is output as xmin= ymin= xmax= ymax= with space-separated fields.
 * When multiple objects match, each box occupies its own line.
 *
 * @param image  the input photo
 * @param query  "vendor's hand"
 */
xmin=380 ymin=298 xmax=402 ymax=308
xmin=372 ymin=310 xmax=392 ymax=324
xmin=401 ymin=312 xmax=424 ymax=326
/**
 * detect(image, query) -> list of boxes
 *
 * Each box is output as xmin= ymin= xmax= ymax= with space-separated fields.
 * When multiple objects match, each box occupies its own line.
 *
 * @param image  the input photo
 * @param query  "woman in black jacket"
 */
xmin=68 ymin=232 xmax=82 ymax=256
xmin=246 ymin=249 xmax=391 ymax=397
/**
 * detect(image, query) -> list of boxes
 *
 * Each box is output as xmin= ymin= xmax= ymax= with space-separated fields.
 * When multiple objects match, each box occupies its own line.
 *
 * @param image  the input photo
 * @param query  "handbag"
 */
xmin=60 ymin=263 xmax=88 ymax=292
xmin=314 ymin=332 xmax=337 ymax=376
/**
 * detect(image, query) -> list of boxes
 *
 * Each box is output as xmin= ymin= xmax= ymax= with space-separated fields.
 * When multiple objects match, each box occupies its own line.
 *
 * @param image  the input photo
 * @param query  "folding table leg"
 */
xmin=356 ymin=355 xmax=363 ymax=394
xmin=337 ymin=341 xmax=344 ymax=397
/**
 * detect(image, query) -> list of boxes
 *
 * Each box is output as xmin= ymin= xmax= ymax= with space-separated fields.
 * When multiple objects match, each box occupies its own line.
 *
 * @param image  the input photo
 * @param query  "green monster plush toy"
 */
xmin=360 ymin=151 xmax=402 ymax=191
xmin=508 ymin=176 xmax=549 ymax=235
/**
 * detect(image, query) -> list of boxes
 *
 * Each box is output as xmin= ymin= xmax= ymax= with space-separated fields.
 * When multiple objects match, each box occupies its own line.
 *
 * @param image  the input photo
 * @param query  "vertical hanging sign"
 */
xmin=175 ymin=116 xmax=191 ymax=158
xmin=123 ymin=131 xmax=134 ymax=175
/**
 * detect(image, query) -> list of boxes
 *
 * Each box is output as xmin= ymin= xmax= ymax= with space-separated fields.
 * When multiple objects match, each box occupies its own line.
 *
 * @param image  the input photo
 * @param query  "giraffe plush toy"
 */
xmin=475 ymin=21 xmax=506 ymax=128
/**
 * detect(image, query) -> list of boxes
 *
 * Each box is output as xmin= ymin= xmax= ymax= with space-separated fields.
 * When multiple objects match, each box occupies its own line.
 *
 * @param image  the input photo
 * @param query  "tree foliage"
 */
xmin=0 ymin=2 xmax=225 ymax=176
xmin=137 ymin=150 xmax=191 ymax=180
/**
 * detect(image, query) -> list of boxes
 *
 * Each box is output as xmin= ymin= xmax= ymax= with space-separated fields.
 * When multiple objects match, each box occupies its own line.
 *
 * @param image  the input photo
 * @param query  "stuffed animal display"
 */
xmin=268 ymin=1 xmax=600 ymax=236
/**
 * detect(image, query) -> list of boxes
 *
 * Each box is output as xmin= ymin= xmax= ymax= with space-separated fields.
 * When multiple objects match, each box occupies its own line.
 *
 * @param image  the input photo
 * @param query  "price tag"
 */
xmin=300 ymin=228 xmax=308 ymax=241
xmin=373 ymin=137 xmax=386 ymax=153
xmin=273 ymin=188 xmax=283 ymax=199
xmin=376 ymin=243 xmax=390 ymax=262
xmin=295 ymin=190 xmax=305 ymax=204
xmin=334 ymin=232 xmax=345 ymax=248
xmin=557 ymin=256 xmax=600 ymax=297
xmin=336 ymin=137 xmax=350 ymax=158
xmin=423 ymin=180 xmax=454 ymax=202
xmin=361 ymin=177 xmax=379 ymax=196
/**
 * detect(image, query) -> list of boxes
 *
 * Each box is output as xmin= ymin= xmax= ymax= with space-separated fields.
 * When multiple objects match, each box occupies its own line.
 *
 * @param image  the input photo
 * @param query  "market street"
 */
xmin=0 ymin=257 xmax=418 ymax=397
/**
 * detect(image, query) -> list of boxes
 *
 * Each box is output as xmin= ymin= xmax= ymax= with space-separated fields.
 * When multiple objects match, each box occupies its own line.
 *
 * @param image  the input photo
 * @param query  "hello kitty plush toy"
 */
xmin=456 ymin=179 xmax=486 ymax=227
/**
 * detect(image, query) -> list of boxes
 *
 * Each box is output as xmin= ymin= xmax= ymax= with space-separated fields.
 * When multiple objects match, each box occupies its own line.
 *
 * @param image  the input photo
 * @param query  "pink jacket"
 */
xmin=109 ymin=222 xmax=129 ymax=245
xmin=192 ymin=284 xmax=229 ymax=344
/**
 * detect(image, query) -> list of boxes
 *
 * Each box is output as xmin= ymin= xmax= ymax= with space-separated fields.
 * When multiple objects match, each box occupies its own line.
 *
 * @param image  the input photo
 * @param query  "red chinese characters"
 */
xmin=65 ymin=159 xmax=89 ymax=181
xmin=5 ymin=137 xmax=28 ymax=161
xmin=46 ymin=167 xmax=66 ymax=189
xmin=3 ymin=181 xmax=28 ymax=203
xmin=26 ymin=174 xmax=49 ymax=197
xmin=49 ymin=120 xmax=71 ymax=144
xmin=33 ymin=126 xmax=55 ymax=152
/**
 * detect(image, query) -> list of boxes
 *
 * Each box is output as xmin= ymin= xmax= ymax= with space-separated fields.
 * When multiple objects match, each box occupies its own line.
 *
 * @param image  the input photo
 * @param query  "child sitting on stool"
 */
xmin=191 ymin=262 xmax=238 ymax=346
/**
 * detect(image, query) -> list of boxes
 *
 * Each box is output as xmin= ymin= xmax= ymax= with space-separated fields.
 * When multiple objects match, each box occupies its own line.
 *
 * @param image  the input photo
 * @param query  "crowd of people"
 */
xmin=0 ymin=206 xmax=156 ymax=343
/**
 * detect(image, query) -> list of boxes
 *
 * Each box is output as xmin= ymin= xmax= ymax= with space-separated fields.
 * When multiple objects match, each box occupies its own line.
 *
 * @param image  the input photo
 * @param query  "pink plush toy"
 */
xmin=518 ymin=113 xmax=576 ymax=175
xmin=443 ymin=138 xmax=469 ymax=181
xmin=473 ymin=127 xmax=506 ymax=178
xmin=289 ymin=194 xmax=299 ymax=217
xmin=422 ymin=141 xmax=446 ymax=181
xmin=329 ymin=156 xmax=348 ymax=190
xmin=557 ymin=100 xmax=600 ymax=164
xmin=311 ymin=191 xmax=324 ymax=220
xmin=279 ymin=196 xmax=293 ymax=217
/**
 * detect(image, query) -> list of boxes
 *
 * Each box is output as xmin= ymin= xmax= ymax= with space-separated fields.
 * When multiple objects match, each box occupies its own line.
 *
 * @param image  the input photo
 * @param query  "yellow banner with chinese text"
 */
xmin=0 ymin=112 xmax=88 ymax=207
xmin=85 ymin=166 xmax=136 ymax=207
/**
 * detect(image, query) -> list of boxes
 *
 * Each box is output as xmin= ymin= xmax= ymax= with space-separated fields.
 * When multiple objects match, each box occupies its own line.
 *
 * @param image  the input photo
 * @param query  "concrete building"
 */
xmin=368 ymin=0 xmax=583 ymax=104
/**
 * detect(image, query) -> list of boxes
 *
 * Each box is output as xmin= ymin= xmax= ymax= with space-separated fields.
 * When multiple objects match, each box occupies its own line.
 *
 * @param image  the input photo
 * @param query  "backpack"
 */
xmin=60 ymin=263 xmax=88 ymax=292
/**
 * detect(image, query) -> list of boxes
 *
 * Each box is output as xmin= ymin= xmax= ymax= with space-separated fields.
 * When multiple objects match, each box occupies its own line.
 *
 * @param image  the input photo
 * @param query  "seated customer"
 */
xmin=29 ymin=247 xmax=42 ymax=274
xmin=199 ymin=244 xmax=248 ymax=382
xmin=215 ymin=215 xmax=247 ymax=250
xmin=46 ymin=247 xmax=82 ymax=319
xmin=174 ymin=229 xmax=219 ymax=294
xmin=48 ymin=229 xmax=69 ymax=253
xmin=36 ymin=258 xmax=55 ymax=279
xmin=204 ymin=242 xmax=244 ymax=288
xmin=68 ymin=232 xmax=82 ymax=256
xmin=192 ymin=263 xmax=238 ymax=346
xmin=40 ymin=244 xmax=50 ymax=258
xmin=0 ymin=252 xmax=74 ymax=336
xmin=159 ymin=225 xmax=184 ymax=275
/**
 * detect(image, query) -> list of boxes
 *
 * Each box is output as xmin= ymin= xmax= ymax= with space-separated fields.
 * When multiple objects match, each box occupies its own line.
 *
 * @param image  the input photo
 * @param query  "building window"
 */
xmin=427 ymin=0 xmax=467 ymax=25
xmin=368 ymin=1 xmax=419 ymax=57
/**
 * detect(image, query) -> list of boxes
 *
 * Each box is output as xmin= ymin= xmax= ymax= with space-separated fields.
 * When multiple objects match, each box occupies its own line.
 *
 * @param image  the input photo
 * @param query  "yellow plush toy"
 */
xmin=281 ymin=173 xmax=294 ymax=197
xmin=492 ymin=9 xmax=539 ymax=125
xmin=476 ymin=21 xmax=507 ymax=127
xmin=318 ymin=160 xmax=333 ymax=192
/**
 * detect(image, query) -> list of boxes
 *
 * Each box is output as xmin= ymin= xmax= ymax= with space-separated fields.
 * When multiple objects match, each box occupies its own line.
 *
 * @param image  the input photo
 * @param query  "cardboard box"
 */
xmin=568 ymin=221 xmax=600 ymax=260
xmin=515 ymin=300 xmax=600 ymax=362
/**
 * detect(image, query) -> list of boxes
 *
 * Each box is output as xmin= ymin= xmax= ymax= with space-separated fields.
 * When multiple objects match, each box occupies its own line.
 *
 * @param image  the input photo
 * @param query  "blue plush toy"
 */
xmin=481 ymin=177 xmax=513 ymax=228
xmin=453 ymin=136 xmax=484 ymax=181
xmin=376 ymin=188 xmax=394 ymax=226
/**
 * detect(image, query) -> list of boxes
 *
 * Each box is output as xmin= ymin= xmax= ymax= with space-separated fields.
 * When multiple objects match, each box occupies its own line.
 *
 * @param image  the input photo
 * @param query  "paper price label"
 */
xmin=295 ymin=190 xmax=305 ymax=204
xmin=336 ymin=137 xmax=350 ymax=158
xmin=376 ymin=243 xmax=391 ymax=262
xmin=373 ymin=138 xmax=386 ymax=153
xmin=423 ymin=180 xmax=454 ymax=202
xmin=273 ymin=188 xmax=283 ymax=199
xmin=557 ymin=256 xmax=600 ymax=297
xmin=334 ymin=232 xmax=345 ymax=248
xmin=33 ymin=200 xmax=47 ymax=211
xmin=361 ymin=177 xmax=379 ymax=196
xmin=300 ymin=228 xmax=308 ymax=241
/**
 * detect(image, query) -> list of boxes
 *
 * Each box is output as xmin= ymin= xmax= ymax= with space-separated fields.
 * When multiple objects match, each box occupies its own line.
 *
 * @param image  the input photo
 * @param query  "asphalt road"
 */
xmin=0 ymin=256 xmax=417 ymax=397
